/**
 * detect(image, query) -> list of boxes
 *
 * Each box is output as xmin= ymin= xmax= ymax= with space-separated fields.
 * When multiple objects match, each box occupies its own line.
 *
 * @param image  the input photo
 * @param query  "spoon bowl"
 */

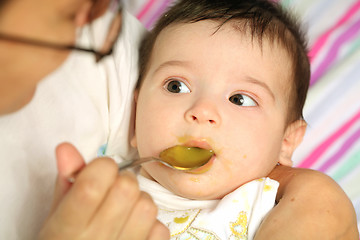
xmin=119 ymin=146 xmax=214 ymax=171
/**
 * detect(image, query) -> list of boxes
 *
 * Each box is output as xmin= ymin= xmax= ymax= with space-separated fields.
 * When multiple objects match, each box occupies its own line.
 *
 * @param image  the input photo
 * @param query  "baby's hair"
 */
xmin=138 ymin=0 xmax=310 ymax=123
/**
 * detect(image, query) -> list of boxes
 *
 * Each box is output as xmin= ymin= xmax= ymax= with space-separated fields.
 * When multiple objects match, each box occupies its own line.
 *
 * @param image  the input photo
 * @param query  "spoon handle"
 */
xmin=118 ymin=157 xmax=157 ymax=170
xmin=67 ymin=157 xmax=157 ymax=183
xmin=67 ymin=157 xmax=160 ymax=183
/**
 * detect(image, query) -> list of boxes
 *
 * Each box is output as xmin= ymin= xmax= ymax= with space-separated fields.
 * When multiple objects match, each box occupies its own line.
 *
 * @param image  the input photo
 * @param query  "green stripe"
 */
xmin=332 ymin=148 xmax=360 ymax=181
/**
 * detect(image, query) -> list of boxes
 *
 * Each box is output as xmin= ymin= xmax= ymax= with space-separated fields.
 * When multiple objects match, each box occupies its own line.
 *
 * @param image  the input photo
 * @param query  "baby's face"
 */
xmin=133 ymin=20 xmax=293 ymax=200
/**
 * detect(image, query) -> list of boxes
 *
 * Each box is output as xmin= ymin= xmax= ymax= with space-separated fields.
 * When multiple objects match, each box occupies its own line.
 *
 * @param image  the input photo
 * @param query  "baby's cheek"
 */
xmin=221 ymin=157 xmax=234 ymax=175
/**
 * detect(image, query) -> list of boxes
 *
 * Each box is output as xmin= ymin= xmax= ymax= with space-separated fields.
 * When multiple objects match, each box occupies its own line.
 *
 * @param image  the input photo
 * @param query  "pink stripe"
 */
xmin=298 ymin=109 xmax=360 ymax=168
xmin=310 ymin=17 xmax=360 ymax=86
xmin=318 ymin=126 xmax=360 ymax=172
xmin=144 ymin=0 xmax=172 ymax=29
xmin=309 ymin=1 xmax=360 ymax=62
xmin=136 ymin=0 xmax=156 ymax=21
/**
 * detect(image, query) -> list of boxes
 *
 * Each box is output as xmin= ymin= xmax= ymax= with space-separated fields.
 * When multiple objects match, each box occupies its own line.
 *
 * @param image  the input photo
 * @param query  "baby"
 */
xmin=131 ymin=0 xmax=309 ymax=238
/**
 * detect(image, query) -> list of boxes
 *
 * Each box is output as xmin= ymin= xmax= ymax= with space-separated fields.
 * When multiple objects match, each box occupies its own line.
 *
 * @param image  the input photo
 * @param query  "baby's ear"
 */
xmin=279 ymin=120 xmax=307 ymax=166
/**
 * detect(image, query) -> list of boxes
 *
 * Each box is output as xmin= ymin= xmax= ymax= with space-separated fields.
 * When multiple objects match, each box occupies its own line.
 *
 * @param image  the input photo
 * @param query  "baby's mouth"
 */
xmin=183 ymin=139 xmax=213 ymax=151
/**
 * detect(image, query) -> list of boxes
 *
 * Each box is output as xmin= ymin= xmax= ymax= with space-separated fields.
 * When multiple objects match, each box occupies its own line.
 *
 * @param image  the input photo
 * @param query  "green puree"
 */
xmin=159 ymin=146 xmax=214 ymax=169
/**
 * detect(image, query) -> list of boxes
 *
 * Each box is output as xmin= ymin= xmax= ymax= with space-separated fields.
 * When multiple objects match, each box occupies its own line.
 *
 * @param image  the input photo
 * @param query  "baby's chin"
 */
xmin=157 ymin=175 xmax=231 ymax=200
xmin=141 ymin=163 xmax=238 ymax=200
xmin=168 ymin=182 xmax=229 ymax=200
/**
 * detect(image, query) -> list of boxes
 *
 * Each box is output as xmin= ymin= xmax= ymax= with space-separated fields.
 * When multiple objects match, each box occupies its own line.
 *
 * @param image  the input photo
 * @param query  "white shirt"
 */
xmin=0 ymin=11 xmax=145 ymax=240
xmin=139 ymin=175 xmax=279 ymax=240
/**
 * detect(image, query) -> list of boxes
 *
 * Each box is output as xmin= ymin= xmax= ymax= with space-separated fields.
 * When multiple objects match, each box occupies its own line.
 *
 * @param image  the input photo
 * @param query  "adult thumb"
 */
xmin=49 ymin=142 xmax=86 ymax=213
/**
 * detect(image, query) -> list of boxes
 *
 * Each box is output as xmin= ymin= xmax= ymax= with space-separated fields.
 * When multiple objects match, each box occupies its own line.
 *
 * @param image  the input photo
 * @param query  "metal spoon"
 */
xmin=68 ymin=146 xmax=214 ymax=182
xmin=119 ymin=146 xmax=214 ymax=170
xmin=116 ymin=157 xmax=177 ymax=170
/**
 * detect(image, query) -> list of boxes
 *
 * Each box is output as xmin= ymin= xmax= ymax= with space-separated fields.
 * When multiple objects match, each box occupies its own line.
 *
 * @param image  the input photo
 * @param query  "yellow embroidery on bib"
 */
xmin=229 ymin=211 xmax=248 ymax=239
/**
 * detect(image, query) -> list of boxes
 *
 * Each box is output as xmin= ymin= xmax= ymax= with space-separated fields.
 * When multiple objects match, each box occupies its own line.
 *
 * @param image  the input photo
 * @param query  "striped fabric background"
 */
xmin=123 ymin=0 xmax=360 ymax=231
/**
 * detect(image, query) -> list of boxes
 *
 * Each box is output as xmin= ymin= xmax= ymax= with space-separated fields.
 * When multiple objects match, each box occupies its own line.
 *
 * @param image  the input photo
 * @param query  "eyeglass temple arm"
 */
xmin=0 ymin=33 xmax=107 ymax=54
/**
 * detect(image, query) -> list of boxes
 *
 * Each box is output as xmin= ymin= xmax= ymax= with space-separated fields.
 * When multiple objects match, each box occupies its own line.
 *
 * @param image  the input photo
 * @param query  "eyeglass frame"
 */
xmin=0 ymin=0 xmax=123 ymax=63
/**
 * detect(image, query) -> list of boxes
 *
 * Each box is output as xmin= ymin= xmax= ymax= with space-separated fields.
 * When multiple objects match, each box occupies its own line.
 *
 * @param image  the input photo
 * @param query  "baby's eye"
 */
xmin=164 ymin=79 xmax=190 ymax=93
xmin=229 ymin=93 xmax=257 ymax=106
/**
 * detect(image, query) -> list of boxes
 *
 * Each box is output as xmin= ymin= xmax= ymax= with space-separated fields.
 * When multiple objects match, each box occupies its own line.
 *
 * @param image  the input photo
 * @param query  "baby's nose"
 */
xmin=185 ymin=100 xmax=221 ymax=126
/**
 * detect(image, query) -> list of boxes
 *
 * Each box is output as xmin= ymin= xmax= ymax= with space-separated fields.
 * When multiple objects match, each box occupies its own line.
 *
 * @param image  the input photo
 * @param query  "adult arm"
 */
xmin=255 ymin=165 xmax=359 ymax=240
xmin=38 ymin=143 xmax=170 ymax=240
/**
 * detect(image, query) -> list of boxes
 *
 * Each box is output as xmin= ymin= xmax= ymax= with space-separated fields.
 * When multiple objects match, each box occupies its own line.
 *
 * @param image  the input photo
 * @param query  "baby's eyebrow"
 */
xmin=153 ymin=60 xmax=192 ymax=74
xmin=244 ymin=76 xmax=275 ymax=101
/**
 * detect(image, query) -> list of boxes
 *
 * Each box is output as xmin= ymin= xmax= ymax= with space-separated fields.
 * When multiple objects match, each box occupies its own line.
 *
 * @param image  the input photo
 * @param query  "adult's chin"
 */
xmin=0 ymin=86 xmax=36 ymax=115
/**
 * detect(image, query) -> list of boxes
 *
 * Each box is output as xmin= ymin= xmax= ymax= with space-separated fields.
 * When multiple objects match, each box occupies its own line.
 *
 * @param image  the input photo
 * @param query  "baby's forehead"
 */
xmin=164 ymin=19 xmax=296 ymax=54
xmin=159 ymin=19 xmax=295 ymax=69
xmin=154 ymin=20 xmax=294 ymax=92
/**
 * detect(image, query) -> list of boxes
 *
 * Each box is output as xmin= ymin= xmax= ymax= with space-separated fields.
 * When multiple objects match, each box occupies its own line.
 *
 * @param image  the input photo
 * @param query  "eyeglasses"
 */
xmin=0 ymin=0 xmax=123 ymax=62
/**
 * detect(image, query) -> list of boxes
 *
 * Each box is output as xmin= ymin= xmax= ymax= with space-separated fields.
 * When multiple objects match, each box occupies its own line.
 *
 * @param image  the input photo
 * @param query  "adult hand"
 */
xmin=38 ymin=143 xmax=170 ymax=240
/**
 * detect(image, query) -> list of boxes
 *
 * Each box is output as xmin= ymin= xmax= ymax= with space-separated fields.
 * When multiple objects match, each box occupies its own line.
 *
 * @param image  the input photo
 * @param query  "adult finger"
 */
xmin=86 ymin=171 xmax=142 ymax=239
xmin=56 ymin=142 xmax=86 ymax=179
xmin=49 ymin=142 xmax=86 ymax=215
xmin=52 ymin=157 xmax=119 ymax=230
xmin=117 ymin=191 xmax=160 ymax=239
xmin=148 ymin=221 xmax=170 ymax=240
